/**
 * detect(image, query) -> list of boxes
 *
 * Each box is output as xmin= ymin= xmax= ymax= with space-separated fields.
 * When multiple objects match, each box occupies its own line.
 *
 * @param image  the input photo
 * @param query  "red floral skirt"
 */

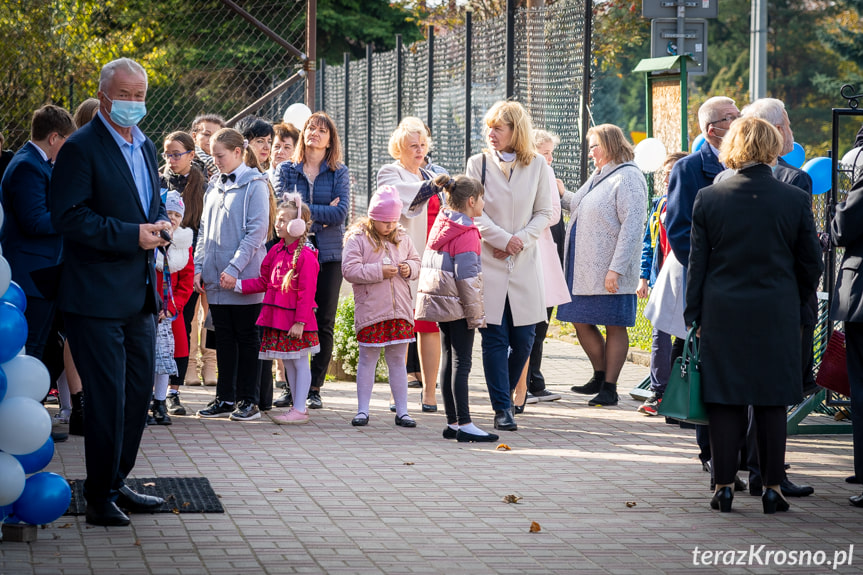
xmin=357 ymin=319 xmax=416 ymax=347
xmin=260 ymin=327 xmax=320 ymax=360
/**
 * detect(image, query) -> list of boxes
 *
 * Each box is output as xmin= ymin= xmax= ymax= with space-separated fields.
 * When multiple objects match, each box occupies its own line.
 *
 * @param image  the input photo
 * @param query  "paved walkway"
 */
xmin=1 ymin=338 xmax=859 ymax=575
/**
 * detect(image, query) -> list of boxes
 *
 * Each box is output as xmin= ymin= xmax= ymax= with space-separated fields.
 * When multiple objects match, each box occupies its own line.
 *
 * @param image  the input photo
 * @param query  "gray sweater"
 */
xmin=194 ymin=164 xmax=270 ymax=305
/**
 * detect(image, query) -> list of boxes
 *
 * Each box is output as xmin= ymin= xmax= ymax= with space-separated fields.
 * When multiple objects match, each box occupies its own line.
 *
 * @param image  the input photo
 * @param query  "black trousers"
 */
xmin=209 ymin=303 xmax=261 ymax=405
xmin=526 ymin=308 xmax=554 ymax=394
xmin=707 ymin=403 xmax=787 ymax=486
xmin=24 ymin=295 xmax=56 ymax=361
xmin=258 ymin=325 xmax=273 ymax=410
xmin=440 ymin=319 xmax=475 ymax=425
xmin=65 ymin=309 xmax=155 ymax=503
xmin=844 ymin=321 xmax=863 ymax=479
xmin=309 ymin=260 xmax=342 ymax=390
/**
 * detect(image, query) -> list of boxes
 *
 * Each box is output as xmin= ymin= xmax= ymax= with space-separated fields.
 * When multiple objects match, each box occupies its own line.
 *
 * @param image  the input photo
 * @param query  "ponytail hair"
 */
xmin=433 ymin=174 xmax=484 ymax=213
xmin=278 ymin=197 xmax=312 ymax=293
xmin=212 ymin=128 xmax=262 ymax=171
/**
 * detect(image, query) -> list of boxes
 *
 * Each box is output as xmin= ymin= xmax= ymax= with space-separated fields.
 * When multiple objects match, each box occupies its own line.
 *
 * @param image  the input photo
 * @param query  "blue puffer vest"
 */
xmin=276 ymin=160 xmax=351 ymax=263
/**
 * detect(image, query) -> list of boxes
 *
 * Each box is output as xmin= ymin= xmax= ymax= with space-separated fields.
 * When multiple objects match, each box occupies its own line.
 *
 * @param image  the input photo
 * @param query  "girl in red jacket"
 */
xmin=238 ymin=194 xmax=319 ymax=425
xmin=152 ymin=191 xmax=196 ymax=425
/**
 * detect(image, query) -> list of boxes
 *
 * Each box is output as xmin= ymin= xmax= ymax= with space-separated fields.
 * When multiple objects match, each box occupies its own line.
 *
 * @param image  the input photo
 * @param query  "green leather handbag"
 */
xmin=658 ymin=324 xmax=708 ymax=425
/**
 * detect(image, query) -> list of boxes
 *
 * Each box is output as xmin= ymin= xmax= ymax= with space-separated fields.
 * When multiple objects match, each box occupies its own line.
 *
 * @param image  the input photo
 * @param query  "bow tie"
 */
xmin=220 ymin=173 xmax=236 ymax=184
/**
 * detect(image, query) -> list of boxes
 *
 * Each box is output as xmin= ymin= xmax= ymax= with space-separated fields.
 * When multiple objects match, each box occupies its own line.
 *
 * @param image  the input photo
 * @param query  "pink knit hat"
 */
xmin=368 ymin=185 xmax=403 ymax=222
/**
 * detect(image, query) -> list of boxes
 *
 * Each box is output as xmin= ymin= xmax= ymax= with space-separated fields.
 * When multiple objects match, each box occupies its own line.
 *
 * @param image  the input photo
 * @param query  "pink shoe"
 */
xmin=272 ymin=408 xmax=309 ymax=425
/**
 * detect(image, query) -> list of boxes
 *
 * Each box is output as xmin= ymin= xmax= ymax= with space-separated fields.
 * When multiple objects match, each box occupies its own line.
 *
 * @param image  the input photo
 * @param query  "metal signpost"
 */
xmin=642 ymin=0 xmax=716 ymax=77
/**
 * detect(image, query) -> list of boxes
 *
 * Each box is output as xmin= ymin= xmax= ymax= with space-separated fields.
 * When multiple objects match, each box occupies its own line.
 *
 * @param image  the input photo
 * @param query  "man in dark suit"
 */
xmin=832 ymin=172 xmax=863 ymax=507
xmin=665 ymin=96 xmax=740 ymax=482
xmin=740 ymin=98 xmax=818 ymax=498
xmin=0 ymin=105 xmax=74 ymax=360
xmin=50 ymin=58 xmax=172 ymax=527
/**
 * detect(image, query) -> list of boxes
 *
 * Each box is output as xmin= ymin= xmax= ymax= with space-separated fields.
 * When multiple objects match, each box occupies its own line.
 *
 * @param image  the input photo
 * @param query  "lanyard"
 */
xmin=158 ymin=246 xmax=178 ymax=322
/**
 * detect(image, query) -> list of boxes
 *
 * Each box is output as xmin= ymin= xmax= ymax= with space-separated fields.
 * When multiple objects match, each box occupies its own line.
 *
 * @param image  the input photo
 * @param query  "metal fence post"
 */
xmin=505 ymin=0 xmax=515 ymax=99
xmin=318 ymin=58 xmax=325 ymax=111
xmin=344 ymin=52 xmax=350 ymax=166
xmin=427 ymin=25 xmax=434 ymax=131
xmin=366 ymin=43 xmax=374 ymax=202
xmin=465 ymin=9 xmax=473 ymax=164
xmin=396 ymin=34 xmax=403 ymax=124
xmin=579 ymin=0 xmax=593 ymax=184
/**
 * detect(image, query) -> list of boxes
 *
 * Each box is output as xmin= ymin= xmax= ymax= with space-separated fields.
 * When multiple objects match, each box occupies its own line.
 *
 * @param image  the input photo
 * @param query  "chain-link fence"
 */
xmin=0 ymin=0 xmax=307 ymax=150
xmin=320 ymin=0 xmax=588 ymax=209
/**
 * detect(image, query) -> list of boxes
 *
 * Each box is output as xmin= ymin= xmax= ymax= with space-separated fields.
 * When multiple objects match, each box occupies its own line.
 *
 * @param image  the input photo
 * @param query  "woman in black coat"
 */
xmin=684 ymin=117 xmax=822 ymax=514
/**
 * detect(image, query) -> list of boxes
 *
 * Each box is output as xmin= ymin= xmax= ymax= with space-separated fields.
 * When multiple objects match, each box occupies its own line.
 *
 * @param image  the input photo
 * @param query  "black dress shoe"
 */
xmin=762 ymin=487 xmax=790 ymax=514
xmin=734 ymin=475 xmax=747 ymax=492
xmin=749 ymin=477 xmax=764 ymax=497
xmin=273 ymin=390 xmax=293 ymax=408
xmin=85 ymin=501 xmax=131 ymax=526
xmin=421 ymin=403 xmax=438 ymax=413
xmin=494 ymin=409 xmax=517 ymax=431
xmin=442 ymin=427 xmax=458 ymax=439
xmin=456 ymin=429 xmax=499 ymax=443
xmin=117 ymin=485 xmax=164 ymax=512
xmin=849 ymin=493 xmax=863 ymax=507
xmin=710 ymin=486 xmax=733 ymax=512
xmin=513 ymin=403 xmax=525 ymax=415
xmin=847 ymin=475 xmax=862 ymax=484
xmin=780 ymin=478 xmax=814 ymax=497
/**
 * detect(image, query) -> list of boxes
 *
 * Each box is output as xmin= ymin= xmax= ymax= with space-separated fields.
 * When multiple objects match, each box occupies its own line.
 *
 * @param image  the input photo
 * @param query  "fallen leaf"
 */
xmin=502 ymin=494 xmax=522 ymax=504
xmin=496 ymin=444 xmax=511 ymax=451
xmin=182 ymin=502 xmax=191 ymax=508
xmin=625 ymin=501 xmax=637 ymax=508
xmin=403 ymin=462 xmax=414 ymax=466
xmin=58 ymin=523 xmax=72 ymax=529
xmin=529 ymin=521 xmax=541 ymax=533
xmin=171 ymin=508 xmax=180 ymax=514
xmin=143 ymin=482 xmax=156 ymax=487
xmin=273 ymin=432 xmax=279 ymax=435
xmin=134 ymin=540 xmax=141 ymax=546
xmin=274 ymin=488 xmax=283 ymax=493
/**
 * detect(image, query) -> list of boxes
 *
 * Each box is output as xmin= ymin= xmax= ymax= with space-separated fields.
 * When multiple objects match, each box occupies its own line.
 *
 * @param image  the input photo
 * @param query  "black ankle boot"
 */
xmin=588 ymin=382 xmax=619 ymax=406
xmin=762 ymin=487 xmax=790 ymax=514
xmin=69 ymin=392 xmax=85 ymax=436
xmin=571 ymin=372 xmax=604 ymax=394
xmin=151 ymin=399 xmax=172 ymax=425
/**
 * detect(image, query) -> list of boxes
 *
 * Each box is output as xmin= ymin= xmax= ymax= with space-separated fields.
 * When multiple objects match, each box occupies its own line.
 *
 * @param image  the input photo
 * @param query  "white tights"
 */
xmin=356 ymin=343 xmax=409 ymax=418
xmin=281 ymin=356 xmax=311 ymax=413
xmin=154 ymin=374 xmax=170 ymax=401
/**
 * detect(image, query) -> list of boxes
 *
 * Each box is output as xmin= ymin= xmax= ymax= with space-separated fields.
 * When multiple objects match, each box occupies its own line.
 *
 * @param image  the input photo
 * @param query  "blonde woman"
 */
xmin=377 ymin=116 xmax=444 ymax=411
xmin=558 ymin=124 xmax=648 ymax=407
xmin=465 ymin=101 xmax=553 ymax=431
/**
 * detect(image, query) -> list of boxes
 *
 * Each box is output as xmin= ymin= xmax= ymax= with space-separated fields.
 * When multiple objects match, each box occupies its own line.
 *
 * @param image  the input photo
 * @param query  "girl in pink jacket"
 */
xmin=342 ymin=185 xmax=421 ymax=428
xmin=238 ymin=194 xmax=319 ymax=425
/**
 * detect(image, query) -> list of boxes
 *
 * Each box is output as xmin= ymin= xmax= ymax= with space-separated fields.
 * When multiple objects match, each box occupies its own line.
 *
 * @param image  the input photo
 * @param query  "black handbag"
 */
xmin=658 ymin=324 xmax=708 ymax=425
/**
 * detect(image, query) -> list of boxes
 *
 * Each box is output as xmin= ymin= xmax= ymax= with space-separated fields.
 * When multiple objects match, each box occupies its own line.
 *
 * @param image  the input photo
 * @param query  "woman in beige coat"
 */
xmin=465 ymin=101 xmax=553 ymax=431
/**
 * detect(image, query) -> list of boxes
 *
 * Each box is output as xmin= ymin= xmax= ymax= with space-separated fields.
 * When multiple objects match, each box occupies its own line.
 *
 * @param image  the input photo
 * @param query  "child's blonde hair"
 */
xmin=278 ymin=199 xmax=312 ymax=293
xmin=347 ymin=218 xmax=401 ymax=252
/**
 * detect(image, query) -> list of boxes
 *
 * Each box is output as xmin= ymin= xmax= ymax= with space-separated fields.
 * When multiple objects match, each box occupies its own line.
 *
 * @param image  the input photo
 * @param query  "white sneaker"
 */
xmin=53 ymin=410 xmax=71 ymax=425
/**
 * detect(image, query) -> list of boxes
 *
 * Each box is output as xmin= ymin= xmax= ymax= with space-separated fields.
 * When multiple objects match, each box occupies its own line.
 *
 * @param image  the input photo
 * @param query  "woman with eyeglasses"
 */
xmin=275 ymin=112 xmax=350 ymax=411
xmin=159 ymin=131 xmax=207 ymax=416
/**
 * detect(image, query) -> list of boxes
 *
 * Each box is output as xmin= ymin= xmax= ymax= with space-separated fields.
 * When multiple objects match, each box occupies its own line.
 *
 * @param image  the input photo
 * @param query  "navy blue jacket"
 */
xmin=666 ymin=143 xmax=723 ymax=266
xmin=0 ymin=142 xmax=62 ymax=298
xmin=276 ymin=161 xmax=350 ymax=263
xmin=50 ymin=116 xmax=167 ymax=319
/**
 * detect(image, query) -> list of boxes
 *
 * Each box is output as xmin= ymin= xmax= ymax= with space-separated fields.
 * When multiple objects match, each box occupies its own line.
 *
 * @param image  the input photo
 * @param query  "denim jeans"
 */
xmin=479 ymin=298 xmax=536 ymax=411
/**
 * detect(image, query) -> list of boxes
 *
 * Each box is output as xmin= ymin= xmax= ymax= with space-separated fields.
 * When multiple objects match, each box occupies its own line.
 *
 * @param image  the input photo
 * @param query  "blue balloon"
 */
xmin=691 ymin=133 xmax=706 ymax=152
xmin=12 ymin=437 xmax=55 ymax=474
xmin=0 ymin=281 xmax=26 ymax=313
xmin=12 ymin=472 xmax=71 ymax=525
xmin=0 ymin=366 xmax=6 ymax=403
xmin=0 ymin=302 xmax=26 ymax=364
xmin=0 ymin=503 xmax=19 ymax=524
xmin=782 ymin=142 xmax=806 ymax=168
xmin=802 ymin=157 xmax=832 ymax=195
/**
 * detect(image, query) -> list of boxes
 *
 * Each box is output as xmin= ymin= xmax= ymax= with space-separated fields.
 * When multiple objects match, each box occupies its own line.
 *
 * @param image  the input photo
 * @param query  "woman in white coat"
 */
xmin=465 ymin=101 xmax=553 ymax=431
xmin=377 ymin=117 xmax=443 ymax=411
xmin=558 ymin=124 xmax=648 ymax=407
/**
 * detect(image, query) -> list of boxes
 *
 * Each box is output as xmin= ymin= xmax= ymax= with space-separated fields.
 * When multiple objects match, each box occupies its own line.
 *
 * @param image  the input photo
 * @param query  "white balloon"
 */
xmin=0 ymin=452 xmax=25 ymax=506
xmin=0 ymin=256 xmax=10 ymax=298
xmin=634 ymin=138 xmax=668 ymax=173
xmin=0 ymin=202 xmax=4 ymax=233
xmin=0 ymin=397 xmax=51 ymax=455
xmin=2 ymin=355 xmax=50 ymax=402
xmin=841 ymin=146 xmax=863 ymax=167
xmin=283 ymin=103 xmax=312 ymax=130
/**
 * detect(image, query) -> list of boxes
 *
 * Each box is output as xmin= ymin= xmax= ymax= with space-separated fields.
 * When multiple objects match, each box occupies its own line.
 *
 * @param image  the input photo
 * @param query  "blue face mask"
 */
xmin=105 ymin=96 xmax=147 ymax=127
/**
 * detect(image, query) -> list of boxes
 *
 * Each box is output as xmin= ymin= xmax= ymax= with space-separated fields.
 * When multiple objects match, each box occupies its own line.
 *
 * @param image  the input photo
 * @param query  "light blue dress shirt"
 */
xmin=97 ymin=111 xmax=152 ymax=215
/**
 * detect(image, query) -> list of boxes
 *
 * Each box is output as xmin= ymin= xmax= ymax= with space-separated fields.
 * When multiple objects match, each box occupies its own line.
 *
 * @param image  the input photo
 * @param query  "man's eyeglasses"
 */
xmin=162 ymin=151 xmax=192 ymax=160
xmin=707 ymin=114 xmax=740 ymax=127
